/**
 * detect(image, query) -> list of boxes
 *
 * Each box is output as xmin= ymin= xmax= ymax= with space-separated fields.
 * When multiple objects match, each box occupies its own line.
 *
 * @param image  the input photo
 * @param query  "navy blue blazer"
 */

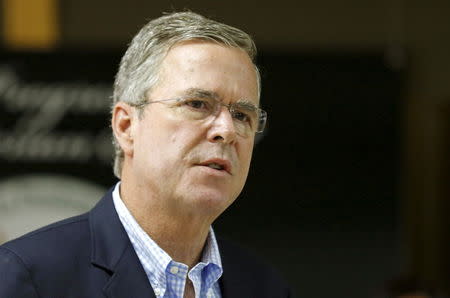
xmin=0 ymin=188 xmax=291 ymax=298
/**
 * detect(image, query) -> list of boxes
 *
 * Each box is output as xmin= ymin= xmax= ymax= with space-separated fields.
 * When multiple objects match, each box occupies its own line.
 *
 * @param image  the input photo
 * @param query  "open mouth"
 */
xmin=197 ymin=159 xmax=231 ymax=174
xmin=206 ymin=162 xmax=225 ymax=171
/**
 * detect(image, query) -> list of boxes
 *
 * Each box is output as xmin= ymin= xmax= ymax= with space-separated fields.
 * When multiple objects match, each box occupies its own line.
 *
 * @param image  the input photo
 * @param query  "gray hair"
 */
xmin=112 ymin=11 xmax=260 ymax=178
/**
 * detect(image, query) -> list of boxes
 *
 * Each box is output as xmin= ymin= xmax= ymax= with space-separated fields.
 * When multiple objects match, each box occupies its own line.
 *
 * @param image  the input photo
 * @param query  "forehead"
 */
xmin=154 ymin=41 xmax=259 ymax=104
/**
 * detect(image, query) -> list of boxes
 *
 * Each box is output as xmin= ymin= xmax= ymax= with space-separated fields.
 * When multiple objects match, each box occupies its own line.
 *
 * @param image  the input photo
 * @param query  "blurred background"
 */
xmin=0 ymin=0 xmax=449 ymax=297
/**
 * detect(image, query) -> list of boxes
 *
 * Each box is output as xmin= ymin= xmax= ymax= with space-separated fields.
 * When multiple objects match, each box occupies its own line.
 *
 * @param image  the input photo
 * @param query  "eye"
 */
xmin=231 ymin=110 xmax=251 ymax=124
xmin=183 ymin=99 xmax=209 ymax=110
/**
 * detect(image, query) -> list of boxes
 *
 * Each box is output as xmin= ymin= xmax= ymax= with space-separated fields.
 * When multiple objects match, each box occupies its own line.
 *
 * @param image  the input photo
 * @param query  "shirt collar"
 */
xmin=112 ymin=182 xmax=222 ymax=293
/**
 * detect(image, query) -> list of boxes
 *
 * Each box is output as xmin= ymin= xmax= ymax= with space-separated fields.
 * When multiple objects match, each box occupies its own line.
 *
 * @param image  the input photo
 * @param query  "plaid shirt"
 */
xmin=112 ymin=183 xmax=223 ymax=298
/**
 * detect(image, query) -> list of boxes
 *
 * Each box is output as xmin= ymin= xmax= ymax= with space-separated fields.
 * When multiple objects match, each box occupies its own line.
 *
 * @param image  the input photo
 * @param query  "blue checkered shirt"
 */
xmin=112 ymin=183 xmax=223 ymax=298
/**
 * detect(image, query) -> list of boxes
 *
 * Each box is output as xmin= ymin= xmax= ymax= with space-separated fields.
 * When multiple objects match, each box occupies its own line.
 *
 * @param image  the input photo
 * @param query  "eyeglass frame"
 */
xmin=128 ymin=96 xmax=267 ymax=136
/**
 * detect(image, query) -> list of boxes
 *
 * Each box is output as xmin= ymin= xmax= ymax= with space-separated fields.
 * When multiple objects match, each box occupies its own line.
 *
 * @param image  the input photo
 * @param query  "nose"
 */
xmin=206 ymin=107 xmax=237 ymax=144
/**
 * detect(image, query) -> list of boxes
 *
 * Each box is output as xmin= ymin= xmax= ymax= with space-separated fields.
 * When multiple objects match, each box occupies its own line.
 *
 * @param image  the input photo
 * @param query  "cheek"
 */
xmin=170 ymin=134 xmax=177 ymax=144
xmin=238 ymin=142 xmax=254 ymax=176
xmin=172 ymin=123 xmax=206 ymax=149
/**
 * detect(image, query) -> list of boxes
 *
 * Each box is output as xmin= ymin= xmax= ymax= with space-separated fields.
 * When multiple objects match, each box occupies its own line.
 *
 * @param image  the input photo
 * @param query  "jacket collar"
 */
xmin=218 ymin=238 xmax=255 ymax=298
xmin=89 ymin=187 xmax=155 ymax=298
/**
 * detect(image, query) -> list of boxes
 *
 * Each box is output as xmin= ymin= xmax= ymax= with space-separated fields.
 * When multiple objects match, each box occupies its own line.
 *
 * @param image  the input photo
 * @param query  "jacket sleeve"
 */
xmin=0 ymin=247 xmax=40 ymax=298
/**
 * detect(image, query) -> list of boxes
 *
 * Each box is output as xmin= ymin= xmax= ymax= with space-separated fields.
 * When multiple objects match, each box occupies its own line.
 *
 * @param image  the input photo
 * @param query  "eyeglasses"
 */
xmin=130 ymin=96 xmax=267 ymax=138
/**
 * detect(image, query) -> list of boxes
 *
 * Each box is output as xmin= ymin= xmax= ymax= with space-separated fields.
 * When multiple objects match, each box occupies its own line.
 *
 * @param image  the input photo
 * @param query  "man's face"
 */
xmin=128 ymin=41 xmax=259 ymax=220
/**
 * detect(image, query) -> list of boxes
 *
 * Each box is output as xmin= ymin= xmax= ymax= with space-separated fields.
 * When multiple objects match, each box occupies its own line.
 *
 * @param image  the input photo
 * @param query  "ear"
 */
xmin=111 ymin=102 xmax=136 ymax=158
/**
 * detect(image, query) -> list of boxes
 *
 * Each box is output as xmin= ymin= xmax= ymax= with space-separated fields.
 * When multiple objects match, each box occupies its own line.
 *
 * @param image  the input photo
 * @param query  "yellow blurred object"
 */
xmin=2 ymin=0 xmax=59 ymax=50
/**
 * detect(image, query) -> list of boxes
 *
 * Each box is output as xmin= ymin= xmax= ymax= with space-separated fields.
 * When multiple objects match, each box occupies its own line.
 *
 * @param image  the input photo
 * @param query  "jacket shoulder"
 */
xmin=218 ymin=237 xmax=292 ymax=297
xmin=1 ymin=213 xmax=90 ymax=269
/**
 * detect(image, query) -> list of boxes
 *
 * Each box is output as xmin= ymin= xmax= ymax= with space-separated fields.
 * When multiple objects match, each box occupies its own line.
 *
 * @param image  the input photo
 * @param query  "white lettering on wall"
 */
xmin=0 ymin=66 xmax=114 ymax=163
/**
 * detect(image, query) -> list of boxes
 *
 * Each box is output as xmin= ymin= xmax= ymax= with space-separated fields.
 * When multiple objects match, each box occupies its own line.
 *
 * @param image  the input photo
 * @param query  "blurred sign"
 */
xmin=0 ymin=66 xmax=112 ymax=164
xmin=0 ymin=52 xmax=119 ymax=242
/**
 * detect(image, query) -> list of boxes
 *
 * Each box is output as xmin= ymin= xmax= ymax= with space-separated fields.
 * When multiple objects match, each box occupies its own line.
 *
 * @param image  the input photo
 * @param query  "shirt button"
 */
xmin=207 ymin=288 xmax=213 ymax=297
xmin=170 ymin=266 xmax=179 ymax=274
xmin=154 ymin=288 xmax=161 ymax=296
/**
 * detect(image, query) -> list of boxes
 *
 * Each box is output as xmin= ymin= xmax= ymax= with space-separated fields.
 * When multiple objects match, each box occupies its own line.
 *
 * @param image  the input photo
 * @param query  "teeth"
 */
xmin=208 ymin=163 xmax=223 ymax=170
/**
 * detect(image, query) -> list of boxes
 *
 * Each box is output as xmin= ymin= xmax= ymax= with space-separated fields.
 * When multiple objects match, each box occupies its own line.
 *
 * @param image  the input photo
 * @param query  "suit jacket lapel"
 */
xmin=103 ymin=244 xmax=156 ymax=298
xmin=219 ymin=239 xmax=254 ymax=298
xmin=89 ymin=188 xmax=155 ymax=298
xmin=220 ymin=263 xmax=254 ymax=298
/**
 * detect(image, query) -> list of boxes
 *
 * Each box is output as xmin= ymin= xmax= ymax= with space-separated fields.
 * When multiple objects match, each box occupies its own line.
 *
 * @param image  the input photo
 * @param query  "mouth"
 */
xmin=197 ymin=159 xmax=232 ymax=175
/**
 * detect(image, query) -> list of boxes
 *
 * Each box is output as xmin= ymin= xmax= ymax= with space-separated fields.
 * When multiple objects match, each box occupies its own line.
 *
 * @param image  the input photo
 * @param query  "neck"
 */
xmin=119 ymin=180 xmax=212 ymax=268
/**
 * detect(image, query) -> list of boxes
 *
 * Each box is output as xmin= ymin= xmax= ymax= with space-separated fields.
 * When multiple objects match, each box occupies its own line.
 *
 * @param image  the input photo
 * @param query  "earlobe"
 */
xmin=111 ymin=102 xmax=135 ymax=157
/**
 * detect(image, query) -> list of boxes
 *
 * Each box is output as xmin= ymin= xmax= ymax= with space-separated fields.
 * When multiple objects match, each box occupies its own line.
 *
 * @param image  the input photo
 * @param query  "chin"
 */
xmin=186 ymin=188 xmax=236 ymax=216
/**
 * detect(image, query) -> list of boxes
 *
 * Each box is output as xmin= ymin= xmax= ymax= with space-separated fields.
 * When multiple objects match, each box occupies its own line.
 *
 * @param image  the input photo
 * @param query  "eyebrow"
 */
xmin=234 ymin=100 xmax=258 ymax=111
xmin=182 ymin=88 xmax=220 ymax=99
xmin=182 ymin=87 xmax=259 ymax=110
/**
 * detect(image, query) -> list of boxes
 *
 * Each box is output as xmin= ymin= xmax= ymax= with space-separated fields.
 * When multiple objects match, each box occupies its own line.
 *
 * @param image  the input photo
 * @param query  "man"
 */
xmin=0 ymin=12 xmax=291 ymax=297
